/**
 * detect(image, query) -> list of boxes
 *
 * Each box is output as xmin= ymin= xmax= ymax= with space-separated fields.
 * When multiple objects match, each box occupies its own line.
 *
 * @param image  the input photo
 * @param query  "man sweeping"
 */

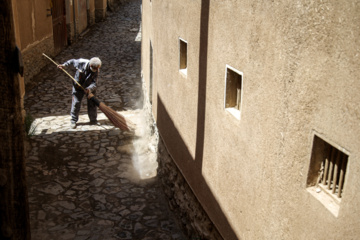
xmin=58 ymin=57 xmax=102 ymax=129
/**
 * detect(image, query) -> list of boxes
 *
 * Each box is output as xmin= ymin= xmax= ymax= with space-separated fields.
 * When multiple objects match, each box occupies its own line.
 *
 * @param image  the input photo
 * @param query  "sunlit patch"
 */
xmin=29 ymin=110 xmax=159 ymax=180
xmin=30 ymin=113 xmax=116 ymax=135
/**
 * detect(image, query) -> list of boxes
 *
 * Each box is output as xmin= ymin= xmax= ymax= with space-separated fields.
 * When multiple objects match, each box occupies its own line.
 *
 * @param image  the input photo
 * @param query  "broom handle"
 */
xmin=42 ymin=53 xmax=86 ymax=92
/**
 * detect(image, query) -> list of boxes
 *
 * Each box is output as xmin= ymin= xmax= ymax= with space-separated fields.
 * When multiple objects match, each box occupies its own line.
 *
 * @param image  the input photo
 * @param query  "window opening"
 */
xmin=179 ymin=38 xmax=187 ymax=75
xmin=307 ymin=134 xmax=349 ymax=216
xmin=224 ymin=65 xmax=243 ymax=120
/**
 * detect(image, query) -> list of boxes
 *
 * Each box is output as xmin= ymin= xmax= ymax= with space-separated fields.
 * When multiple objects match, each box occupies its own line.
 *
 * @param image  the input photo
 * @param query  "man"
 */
xmin=58 ymin=57 xmax=102 ymax=129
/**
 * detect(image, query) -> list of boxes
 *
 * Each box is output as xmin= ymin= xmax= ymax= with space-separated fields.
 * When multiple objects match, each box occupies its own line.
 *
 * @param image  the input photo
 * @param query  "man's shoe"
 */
xmin=70 ymin=122 xmax=77 ymax=129
xmin=90 ymin=121 xmax=100 ymax=126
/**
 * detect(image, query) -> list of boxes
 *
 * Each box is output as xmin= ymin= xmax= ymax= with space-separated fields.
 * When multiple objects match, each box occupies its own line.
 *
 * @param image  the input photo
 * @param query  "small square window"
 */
xmin=224 ymin=65 xmax=243 ymax=120
xmin=307 ymin=134 xmax=349 ymax=216
xmin=179 ymin=38 xmax=187 ymax=75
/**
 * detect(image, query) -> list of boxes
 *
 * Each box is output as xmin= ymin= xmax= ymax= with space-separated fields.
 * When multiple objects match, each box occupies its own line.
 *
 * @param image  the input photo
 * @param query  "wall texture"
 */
xmin=95 ymin=0 xmax=107 ymax=22
xmin=157 ymin=137 xmax=222 ymax=240
xmin=12 ymin=0 xmax=54 ymax=85
xmin=22 ymin=37 xmax=54 ymax=86
xmin=142 ymin=0 xmax=360 ymax=239
xmin=13 ymin=0 xmax=100 ymax=86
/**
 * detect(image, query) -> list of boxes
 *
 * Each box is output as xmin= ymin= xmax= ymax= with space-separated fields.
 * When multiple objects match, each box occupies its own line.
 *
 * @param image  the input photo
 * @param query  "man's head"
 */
xmin=89 ymin=57 xmax=102 ymax=72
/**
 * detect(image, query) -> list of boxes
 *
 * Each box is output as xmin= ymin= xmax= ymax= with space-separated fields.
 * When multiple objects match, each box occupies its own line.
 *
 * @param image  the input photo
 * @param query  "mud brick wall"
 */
xmin=22 ymin=36 xmax=54 ymax=86
xmin=157 ymin=139 xmax=222 ymax=240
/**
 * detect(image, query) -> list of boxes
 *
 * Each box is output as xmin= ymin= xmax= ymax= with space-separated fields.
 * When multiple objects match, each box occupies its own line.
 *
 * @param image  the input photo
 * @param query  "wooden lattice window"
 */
xmin=307 ymin=134 xmax=349 ymax=216
xmin=319 ymin=146 xmax=348 ymax=198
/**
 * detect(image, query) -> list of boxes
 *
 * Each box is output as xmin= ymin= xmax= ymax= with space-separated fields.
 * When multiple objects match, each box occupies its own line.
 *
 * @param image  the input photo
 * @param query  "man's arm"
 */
xmin=58 ymin=59 xmax=77 ymax=69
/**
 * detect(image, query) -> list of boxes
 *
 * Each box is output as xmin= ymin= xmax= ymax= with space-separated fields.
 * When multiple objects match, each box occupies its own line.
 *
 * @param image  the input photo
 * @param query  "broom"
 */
xmin=42 ymin=53 xmax=134 ymax=131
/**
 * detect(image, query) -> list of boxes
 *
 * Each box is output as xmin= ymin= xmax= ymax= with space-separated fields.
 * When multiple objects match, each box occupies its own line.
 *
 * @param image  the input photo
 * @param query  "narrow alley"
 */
xmin=24 ymin=1 xmax=186 ymax=239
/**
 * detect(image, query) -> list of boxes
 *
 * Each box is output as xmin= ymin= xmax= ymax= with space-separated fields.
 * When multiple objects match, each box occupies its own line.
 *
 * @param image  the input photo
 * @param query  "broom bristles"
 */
xmin=99 ymin=102 xmax=134 ymax=131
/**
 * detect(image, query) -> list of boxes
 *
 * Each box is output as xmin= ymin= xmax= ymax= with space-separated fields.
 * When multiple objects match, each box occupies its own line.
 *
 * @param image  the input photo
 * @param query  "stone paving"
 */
xmin=24 ymin=1 xmax=187 ymax=239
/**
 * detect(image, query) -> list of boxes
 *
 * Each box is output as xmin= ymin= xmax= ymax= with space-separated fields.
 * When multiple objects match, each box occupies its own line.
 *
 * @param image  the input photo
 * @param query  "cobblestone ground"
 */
xmin=24 ymin=1 xmax=187 ymax=239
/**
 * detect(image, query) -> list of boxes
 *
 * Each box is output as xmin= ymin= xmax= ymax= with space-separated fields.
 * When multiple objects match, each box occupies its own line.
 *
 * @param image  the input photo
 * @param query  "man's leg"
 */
xmin=87 ymin=91 xmax=98 ymax=123
xmin=70 ymin=88 xmax=84 ymax=127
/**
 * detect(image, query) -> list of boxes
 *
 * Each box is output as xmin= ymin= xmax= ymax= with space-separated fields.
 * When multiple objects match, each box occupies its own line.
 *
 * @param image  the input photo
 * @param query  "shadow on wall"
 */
xmin=156 ymin=95 xmax=238 ymax=240
xmin=155 ymin=0 xmax=238 ymax=238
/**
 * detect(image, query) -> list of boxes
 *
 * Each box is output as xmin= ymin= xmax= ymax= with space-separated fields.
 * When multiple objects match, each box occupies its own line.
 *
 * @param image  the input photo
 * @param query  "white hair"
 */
xmin=89 ymin=57 xmax=102 ymax=68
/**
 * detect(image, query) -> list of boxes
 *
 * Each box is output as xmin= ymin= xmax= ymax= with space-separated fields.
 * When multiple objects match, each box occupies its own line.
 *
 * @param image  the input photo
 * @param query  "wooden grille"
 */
xmin=319 ymin=146 xmax=348 ymax=199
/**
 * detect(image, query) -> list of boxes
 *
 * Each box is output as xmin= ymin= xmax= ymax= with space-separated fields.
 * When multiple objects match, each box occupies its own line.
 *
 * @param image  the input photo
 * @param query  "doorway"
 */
xmin=52 ymin=0 xmax=67 ymax=54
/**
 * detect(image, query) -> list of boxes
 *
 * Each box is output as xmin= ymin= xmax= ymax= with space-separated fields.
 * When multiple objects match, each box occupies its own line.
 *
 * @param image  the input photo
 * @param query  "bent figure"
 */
xmin=58 ymin=57 xmax=102 ymax=129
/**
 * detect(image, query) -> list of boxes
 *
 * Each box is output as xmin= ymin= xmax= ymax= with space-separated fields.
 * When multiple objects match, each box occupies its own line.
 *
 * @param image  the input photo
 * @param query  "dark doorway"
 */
xmin=52 ymin=0 xmax=67 ymax=54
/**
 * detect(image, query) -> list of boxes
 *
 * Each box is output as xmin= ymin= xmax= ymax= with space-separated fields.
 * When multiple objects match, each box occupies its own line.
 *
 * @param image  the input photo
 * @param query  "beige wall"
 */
xmin=11 ymin=0 xmax=99 ymax=84
xmin=142 ymin=0 xmax=360 ymax=239
xmin=12 ymin=0 xmax=53 ymax=85
xmin=66 ymin=0 xmax=76 ymax=42
xmin=15 ymin=0 xmax=53 ymax=51
xmin=88 ymin=0 xmax=96 ymax=26
xmin=95 ymin=0 xmax=107 ymax=9
xmin=66 ymin=0 xmax=96 ymax=42
xmin=95 ymin=0 xmax=107 ymax=21
xmin=78 ymin=0 xmax=88 ymax=33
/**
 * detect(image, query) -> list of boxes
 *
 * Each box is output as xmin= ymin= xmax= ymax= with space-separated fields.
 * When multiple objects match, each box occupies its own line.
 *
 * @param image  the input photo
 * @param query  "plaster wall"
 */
xmin=12 ymin=0 xmax=54 ymax=84
xmin=78 ymin=0 xmax=88 ymax=33
xmin=66 ymin=0 xmax=94 ymax=42
xmin=88 ymin=0 xmax=96 ymax=26
xmin=142 ymin=0 xmax=360 ymax=239
xmin=95 ymin=0 xmax=107 ymax=9
xmin=143 ymin=0 xmax=202 ymax=159
xmin=141 ymin=1 xmax=152 ymax=110
xmin=88 ymin=0 xmax=96 ymax=12
xmin=95 ymin=0 xmax=107 ymax=21
xmin=66 ymin=0 xmax=78 ymax=42
xmin=15 ymin=0 xmax=53 ymax=51
xmin=65 ymin=0 xmax=73 ymax=26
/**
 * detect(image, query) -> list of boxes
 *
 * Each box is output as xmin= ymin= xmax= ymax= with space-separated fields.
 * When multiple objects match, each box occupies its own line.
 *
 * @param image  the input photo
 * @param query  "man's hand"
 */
xmin=57 ymin=64 xmax=65 ymax=69
xmin=86 ymin=89 xmax=93 ymax=99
